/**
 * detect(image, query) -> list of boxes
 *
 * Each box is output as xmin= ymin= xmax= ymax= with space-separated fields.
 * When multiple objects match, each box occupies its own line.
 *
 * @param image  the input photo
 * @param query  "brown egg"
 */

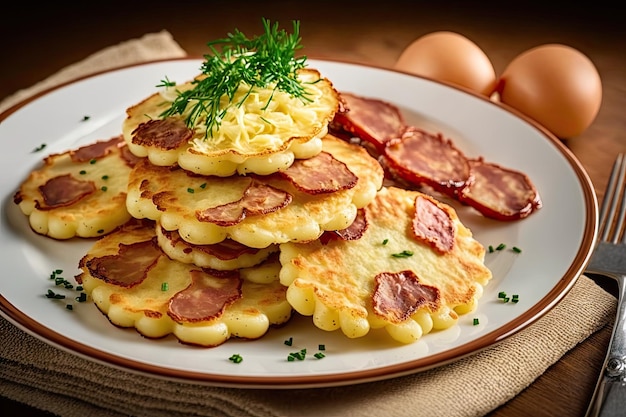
xmin=497 ymin=44 xmax=602 ymax=138
xmin=394 ymin=31 xmax=497 ymax=96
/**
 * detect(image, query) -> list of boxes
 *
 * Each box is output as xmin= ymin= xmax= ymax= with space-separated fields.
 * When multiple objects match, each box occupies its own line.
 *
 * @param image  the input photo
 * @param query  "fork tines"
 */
xmin=599 ymin=153 xmax=626 ymax=243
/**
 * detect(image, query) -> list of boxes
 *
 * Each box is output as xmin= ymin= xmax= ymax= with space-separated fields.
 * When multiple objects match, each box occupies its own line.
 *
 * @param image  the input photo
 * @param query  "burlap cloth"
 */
xmin=0 ymin=31 xmax=618 ymax=417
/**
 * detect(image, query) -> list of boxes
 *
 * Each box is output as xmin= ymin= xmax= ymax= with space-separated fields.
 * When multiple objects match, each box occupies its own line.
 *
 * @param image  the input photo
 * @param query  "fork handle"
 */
xmin=586 ymin=275 xmax=626 ymax=417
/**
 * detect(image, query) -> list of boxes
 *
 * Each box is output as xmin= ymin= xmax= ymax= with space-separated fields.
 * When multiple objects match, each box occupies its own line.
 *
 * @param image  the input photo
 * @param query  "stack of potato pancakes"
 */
xmin=13 ymin=23 xmax=492 ymax=348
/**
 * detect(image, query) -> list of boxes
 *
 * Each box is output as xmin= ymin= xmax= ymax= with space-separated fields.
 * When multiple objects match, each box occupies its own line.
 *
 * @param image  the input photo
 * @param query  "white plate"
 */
xmin=0 ymin=58 xmax=597 ymax=388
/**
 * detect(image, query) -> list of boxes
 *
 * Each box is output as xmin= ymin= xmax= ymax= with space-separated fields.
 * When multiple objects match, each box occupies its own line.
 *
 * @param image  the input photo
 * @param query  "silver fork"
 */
xmin=586 ymin=153 xmax=626 ymax=417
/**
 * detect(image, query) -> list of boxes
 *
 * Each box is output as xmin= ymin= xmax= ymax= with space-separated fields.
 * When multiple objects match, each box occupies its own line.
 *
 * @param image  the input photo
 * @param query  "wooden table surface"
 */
xmin=2 ymin=2 xmax=625 ymax=416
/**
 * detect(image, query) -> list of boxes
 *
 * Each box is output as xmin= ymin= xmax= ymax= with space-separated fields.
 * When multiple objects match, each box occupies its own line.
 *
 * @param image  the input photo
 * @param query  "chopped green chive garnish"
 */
xmin=32 ymin=143 xmax=47 ymax=153
xmin=89 ymin=159 xmax=96 ymax=165
xmin=392 ymin=250 xmax=413 ymax=258
xmin=200 ymin=183 xmax=207 ymax=189
xmin=187 ymin=188 xmax=195 ymax=193
xmin=288 ymin=348 xmax=307 ymax=361
xmin=382 ymin=239 xmax=389 ymax=245
xmin=101 ymin=175 xmax=109 ymax=180
xmin=229 ymin=354 xmax=243 ymax=363
xmin=161 ymin=282 xmax=169 ymax=291
xmin=79 ymin=170 xmax=87 ymax=175
xmin=81 ymin=115 xmax=91 ymax=122
xmin=318 ymin=344 xmax=325 ymax=351
xmin=314 ymin=352 xmax=325 ymax=359
xmin=497 ymin=291 xmax=519 ymax=303
xmin=46 ymin=269 xmax=85 ymax=310
xmin=473 ymin=318 xmax=479 ymax=325
xmin=489 ymin=243 xmax=522 ymax=253
xmin=100 ymin=186 xmax=108 ymax=192
xmin=97 ymin=229 xmax=104 ymax=234
xmin=46 ymin=289 xmax=65 ymax=299
xmin=284 ymin=337 xmax=293 ymax=346
xmin=52 ymin=272 xmax=74 ymax=288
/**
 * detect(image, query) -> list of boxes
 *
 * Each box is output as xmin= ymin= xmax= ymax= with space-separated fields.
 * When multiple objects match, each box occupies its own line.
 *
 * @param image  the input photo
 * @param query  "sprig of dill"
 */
xmin=159 ymin=18 xmax=311 ymax=138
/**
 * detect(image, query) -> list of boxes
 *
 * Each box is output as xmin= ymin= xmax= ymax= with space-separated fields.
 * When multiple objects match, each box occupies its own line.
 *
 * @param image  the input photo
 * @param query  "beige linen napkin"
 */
xmin=0 ymin=31 xmax=618 ymax=417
